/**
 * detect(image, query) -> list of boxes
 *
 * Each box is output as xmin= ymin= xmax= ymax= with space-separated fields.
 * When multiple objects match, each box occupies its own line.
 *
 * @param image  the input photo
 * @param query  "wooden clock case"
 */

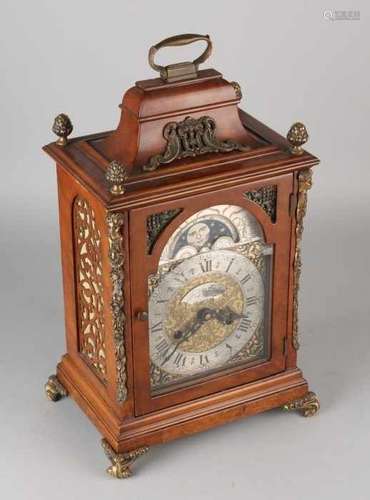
xmin=43 ymin=35 xmax=320 ymax=478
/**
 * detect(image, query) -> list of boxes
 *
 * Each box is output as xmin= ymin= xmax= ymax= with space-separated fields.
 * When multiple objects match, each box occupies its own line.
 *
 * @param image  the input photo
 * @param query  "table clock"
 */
xmin=43 ymin=34 xmax=320 ymax=478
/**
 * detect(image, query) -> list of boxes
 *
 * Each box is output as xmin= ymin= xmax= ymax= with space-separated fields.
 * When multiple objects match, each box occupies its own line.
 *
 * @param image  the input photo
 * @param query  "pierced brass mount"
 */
xmin=143 ymin=115 xmax=250 ymax=172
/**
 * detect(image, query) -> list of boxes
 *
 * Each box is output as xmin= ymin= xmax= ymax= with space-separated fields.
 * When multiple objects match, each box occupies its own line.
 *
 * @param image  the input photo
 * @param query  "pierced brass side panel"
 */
xmin=73 ymin=197 xmax=107 ymax=381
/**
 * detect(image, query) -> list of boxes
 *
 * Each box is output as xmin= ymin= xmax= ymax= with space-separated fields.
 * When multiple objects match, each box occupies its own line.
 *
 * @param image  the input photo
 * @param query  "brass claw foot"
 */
xmin=44 ymin=374 xmax=68 ymax=401
xmin=101 ymin=439 xmax=149 ymax=479
xmin=283 ymin=391 xmax=320 ymax=417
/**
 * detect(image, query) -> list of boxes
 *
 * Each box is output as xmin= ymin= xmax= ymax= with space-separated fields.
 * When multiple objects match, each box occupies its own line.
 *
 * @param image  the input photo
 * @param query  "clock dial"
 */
xmin=149 ymin=250 xmax=265 ymax=385
xmin=159 ymin=204 xmax=264 ymax=264
xmin=149 ymin=205 xmax=271 ymax=394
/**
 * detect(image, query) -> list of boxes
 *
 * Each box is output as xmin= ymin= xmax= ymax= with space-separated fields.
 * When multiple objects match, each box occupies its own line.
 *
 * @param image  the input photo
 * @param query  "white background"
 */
xmin=0 ymin=1 xmax=369 ymax=499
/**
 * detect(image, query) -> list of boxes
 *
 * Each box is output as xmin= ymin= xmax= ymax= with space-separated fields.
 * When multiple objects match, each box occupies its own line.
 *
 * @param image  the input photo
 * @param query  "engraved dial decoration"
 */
xmin=150 ymin=250 xmax=264 ymax=376
xmin=149 ymin=205 xmax=272 ymax=393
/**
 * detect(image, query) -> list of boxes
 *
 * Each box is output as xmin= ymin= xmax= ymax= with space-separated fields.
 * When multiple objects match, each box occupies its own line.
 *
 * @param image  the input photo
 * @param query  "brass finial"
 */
xmin=52 ymin=113 xmax=73 ymax=146
xmin=287 ymin=122 xmax=309 ymax=155
xmin=106 ymin=161 xmax=128 ymax=195
xmin=230 ymin=81 xmax=242 ymax=100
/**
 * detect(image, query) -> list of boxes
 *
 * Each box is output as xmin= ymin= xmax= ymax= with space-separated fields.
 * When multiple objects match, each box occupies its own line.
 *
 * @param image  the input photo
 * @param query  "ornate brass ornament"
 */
xmin=106 ymin=212 xmax=127 ymax=402
xmin=101 ymin=439 xmax=149 ymax=479
xmin=106 ymin=160 xmax=128 ymax=195
xmin=287 ymin=122 xmax=309 ymax=155
xmin=74 ymin=197 xmax=107 ymax=381
xmin=147 ymin=209 xmax=182 ymax=253
xmin=283 ymin=391 xmax=320 ymax=417
xmin=245 ymin=185 xmax=277 ymax=223
xmin=230 ymin=81 xmax=242 ymax=99
xmin=44 ymin=375 xmax=68 ymax=401
xmin=142 ymin=116 xmax=251 ymax=172
xmin=52 ymin=113 xmax=73 ymax=146
xmin=292 ymin=169 xmax=313 ymax=350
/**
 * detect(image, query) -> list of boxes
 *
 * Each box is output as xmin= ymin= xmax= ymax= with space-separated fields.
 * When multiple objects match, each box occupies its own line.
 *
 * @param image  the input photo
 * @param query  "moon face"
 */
xmin=159 ymin=205 xmax=264 ymax=264
xmin=186 ymin=222 xmax=210 ymax=249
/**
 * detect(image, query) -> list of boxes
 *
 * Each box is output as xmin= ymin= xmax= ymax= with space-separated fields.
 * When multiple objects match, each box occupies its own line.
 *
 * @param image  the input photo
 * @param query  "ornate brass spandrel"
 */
xmin=52 ymin=113 xmax=73 ymax=146
xmin=106 ymin=161 xmax=128 ymax=195
xmin=74 ymin=197 xmax=107 ymax=381
xmin=292 ymin=168 xmax=313 ymax=350
xmin=287 ymin=122 xmax=309 ymax=155
xmin=142 ymin=115 xmax=251 ymax=172
xmin=44 ymin=375 xmax=68 ymax=402
xmin=245 ymin=185 xmax=277 ymax=223
xmin=101 ymin=439 xmax=149 ymax=479
xmin=283 ymin=391 xmax=320 ymax=417
xmin=150 ymin=362 xmax=181 ymax=390
xmin=147 ymin=209 xmax=182 ymax=253
xmin=106 ymin=212 xmax=127 ymax=402
xmin=227 ymin=324 xmax=264 ymax=365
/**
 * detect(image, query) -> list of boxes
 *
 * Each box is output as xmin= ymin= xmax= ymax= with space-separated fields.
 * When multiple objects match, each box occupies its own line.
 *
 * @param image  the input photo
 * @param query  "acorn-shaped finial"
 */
xmin=287 ymin=122 xmax=308 ymax=155
xmin=230 ymin=81 xmax=242 ymax=100
xmin=106 ymin=160 xmax=128 ymax=195
xmin=52 ymin=113 xmax=73 ymax=146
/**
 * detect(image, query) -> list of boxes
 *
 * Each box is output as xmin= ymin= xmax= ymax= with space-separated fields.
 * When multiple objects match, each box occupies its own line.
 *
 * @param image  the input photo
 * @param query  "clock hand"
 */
xmin=214 ymin=306 xmax=247 ymax=325
xmin=162 ymin=308 xmax=216 ymax=366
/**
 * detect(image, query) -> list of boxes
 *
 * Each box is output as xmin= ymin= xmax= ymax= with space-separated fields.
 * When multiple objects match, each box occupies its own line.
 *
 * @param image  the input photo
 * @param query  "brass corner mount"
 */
xmin=106 ymin=160 xmax=128 ymax=195
xmin=52 ymin=113 xmax=73 ymax=146
xmin=287 ymin=122 xmax=309 ymax=155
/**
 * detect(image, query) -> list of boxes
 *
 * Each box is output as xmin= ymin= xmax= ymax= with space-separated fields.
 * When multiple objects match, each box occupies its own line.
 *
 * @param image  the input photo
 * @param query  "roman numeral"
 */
xmin=199 ymin=354 xmax=209 ymax=365
xmin=151 ymin=321 xmax=163 ymax=333
xmin=239 ymin=317 xmax=252 ymax=333
xmin=155 ymin=338 xmax=169 ymax=354
xmin=225 ymin=258 xmax=235 ymax=273
xmin=174 ymin=352 xmax=186 ymax=367
xmin=240 ymin=273 xmax=251 ymax=285
xmin=200 ymin=259 xmax=212 ymax=273
xmin=246 ymin=296 xmax=257 ymax=306
xmin=173 ymin=272 xmax=186 ymax=283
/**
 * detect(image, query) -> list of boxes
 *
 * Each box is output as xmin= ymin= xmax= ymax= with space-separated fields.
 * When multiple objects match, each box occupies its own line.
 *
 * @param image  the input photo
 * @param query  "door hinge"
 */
xmin=289 ymin=192 xmax=297 ymax=217
xmin=282 ymin=336 xmax=288 ymax=355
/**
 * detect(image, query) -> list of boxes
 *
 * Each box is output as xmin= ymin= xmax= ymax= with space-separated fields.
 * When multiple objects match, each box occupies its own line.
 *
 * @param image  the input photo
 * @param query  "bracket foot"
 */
xmin=101 ymin=439 xmax=149 ymax=479
xmin=283 ymin=391 xmax=320 ymax=417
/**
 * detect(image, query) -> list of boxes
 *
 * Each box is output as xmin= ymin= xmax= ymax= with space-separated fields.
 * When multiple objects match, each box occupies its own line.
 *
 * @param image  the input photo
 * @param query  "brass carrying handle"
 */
xmin=148 ymin=33 xmax=212 ymax=82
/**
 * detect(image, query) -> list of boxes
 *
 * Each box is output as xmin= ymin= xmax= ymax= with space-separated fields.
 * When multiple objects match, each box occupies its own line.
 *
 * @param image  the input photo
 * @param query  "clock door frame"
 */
xmin=129 ymin=174 xmax=294 ymax=416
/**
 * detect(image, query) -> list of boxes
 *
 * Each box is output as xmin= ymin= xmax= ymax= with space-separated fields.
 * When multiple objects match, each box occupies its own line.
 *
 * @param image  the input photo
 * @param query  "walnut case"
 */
xmin=43 ymin=34 xmax=320 ymax=479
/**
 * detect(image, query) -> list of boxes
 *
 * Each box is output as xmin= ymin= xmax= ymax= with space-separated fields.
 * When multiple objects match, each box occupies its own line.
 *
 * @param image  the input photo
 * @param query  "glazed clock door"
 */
xmin=130 ymin=175 xmax=293 ymax=415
